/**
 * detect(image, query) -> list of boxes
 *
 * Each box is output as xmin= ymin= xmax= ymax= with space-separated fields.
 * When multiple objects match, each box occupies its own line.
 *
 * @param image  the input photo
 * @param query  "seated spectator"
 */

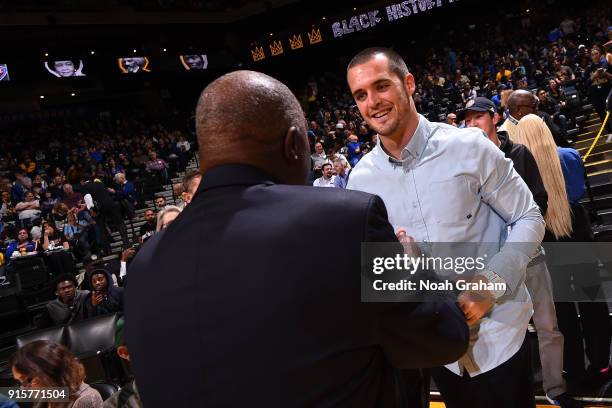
xmin=460 ymin=82 xmax=477 ymax=104
xmin=51 ymin=202 xmax=70 ymax=231
xmin=139 ymin=209 xmax=156 ymax=243
xmin=156 ymin=205 xmax=182 ymax=231
xmin=48 ymin=175 xmax=65 ymax=199
xmin=102 ymin=318 xmax=143 ymax=408
xmin=40 ymin=190 xmax=59 ymax=219
xmin=446 ymin=113 xmax=458 ymax=127
xmin=106 ymin=158 xmax=124 ymax=178
xmin=333 ymin=159 xmax=349 ymax=189
xmin=4 ymin=228 xmax=38 ymax=262
xmin=10 ymin=172 xmax=27 ymax=204
xmin=154 ymin=195 xmax=167 ymax=210
xmin=145 ymin=151 xmax=169 ymax=185
xmin=310 ymin=142 xmax=328 ymax=176
xmin=41 ymin=221 xmax=77 ymax=277
xmin=181 ymin=170 xmax=202 ymax=206
xmin=345 ymin=134 xmax=364 ymax=167
xmin=108 ymin=173 xmax=137 ymax=220
xmin=40 ymin=273 xmax=90 ymax=327
xmin=86 ymin=269 xmax=124 ymax=317
xmin=172 ymin=183 xmax=185 ymax=208
xmin=312 ymin=163 xmax=335 ymax=187
xmin=0 ymin=190 xmax=15 ymax=221
xmin=32 ymin=174 xmax=48 ymax=194
xmin=14 ymin=191 xmax=41 ymax=226
xmin=63 ymin=210 xmax=92 ymax=261
xmin=63 ymin=183 xmax=84 ymax=210
xmin=10 ymin=341 xmax=103 ymax=408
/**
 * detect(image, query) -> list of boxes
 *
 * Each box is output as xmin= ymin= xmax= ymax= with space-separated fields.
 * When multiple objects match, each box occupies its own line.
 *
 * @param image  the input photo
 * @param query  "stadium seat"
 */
xmin=66 ymin=313 xmax=118 ymax=357
xmin=16 ymin=325 xmax=66 ymax=349
xmin=89 ymin=382 xmax=120 ymax=400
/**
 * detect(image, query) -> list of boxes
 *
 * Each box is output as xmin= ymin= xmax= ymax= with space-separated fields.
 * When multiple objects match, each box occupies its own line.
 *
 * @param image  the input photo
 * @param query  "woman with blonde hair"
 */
xmin=512 ymin=114 xmax=612 ymax=385
xmin=511 ymin=114 xmax=572 ymax=240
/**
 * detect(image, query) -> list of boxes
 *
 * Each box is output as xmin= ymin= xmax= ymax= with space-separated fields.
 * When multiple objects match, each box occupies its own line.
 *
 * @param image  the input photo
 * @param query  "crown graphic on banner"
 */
xmin=251 ymin=46 xmax=265 ymax=62
xmin=308 ymin=28 xmax=322 ymax=44
xmin=269 ymin=40 xmax=284 ymax=56
xmin=289 ymin=34 xmax=304 ymax=50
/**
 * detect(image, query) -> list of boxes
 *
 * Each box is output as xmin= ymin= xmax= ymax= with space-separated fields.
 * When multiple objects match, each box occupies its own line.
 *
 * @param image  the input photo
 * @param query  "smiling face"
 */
xmin=54 ymin=60 xmax=76 ymax=77
xmin=347 ymin=54 xmax=415 ymax=140
xmin=185 ymin=55 xmax=203 ymax=68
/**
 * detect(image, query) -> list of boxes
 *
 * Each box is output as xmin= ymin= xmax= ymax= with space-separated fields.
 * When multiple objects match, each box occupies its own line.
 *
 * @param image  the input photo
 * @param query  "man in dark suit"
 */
xmin=78 ymin=175 xmax=128 ymax=247
xmin=125 ymin=70 xmax=468 ymax=407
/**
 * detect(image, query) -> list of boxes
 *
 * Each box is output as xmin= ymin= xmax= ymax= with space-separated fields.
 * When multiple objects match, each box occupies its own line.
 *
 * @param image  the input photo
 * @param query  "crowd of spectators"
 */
xmin=0 ymin=111 xmax=196 ymax=285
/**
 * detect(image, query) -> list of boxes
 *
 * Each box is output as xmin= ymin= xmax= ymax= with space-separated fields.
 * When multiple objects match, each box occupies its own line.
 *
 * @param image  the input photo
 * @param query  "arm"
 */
xmin=14 ymin=202 xmax=28 ymax=211
xmin=476 ymin=136 xmax=545 ymax=296
xmin=365 ymin=195 xmax=469 ymax=368
xmin=42 ymin=232 xmax=50 ymax=251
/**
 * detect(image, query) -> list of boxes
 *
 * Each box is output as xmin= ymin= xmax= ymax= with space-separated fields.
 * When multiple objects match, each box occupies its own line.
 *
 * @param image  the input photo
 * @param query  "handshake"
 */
xmin=395 ymin=229 xmax=495 ymax=327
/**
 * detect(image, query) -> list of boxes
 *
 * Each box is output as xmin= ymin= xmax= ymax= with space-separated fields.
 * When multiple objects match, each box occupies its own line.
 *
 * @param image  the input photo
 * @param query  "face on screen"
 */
xmin=54 ymin=60 xmax=76 ymax=77
xmin=121 ymin=57 xmax=148 ymax=73
xmin=45 ymin=60 xmax=85 ymax=77
xmin=181 ymin=54 xmax=208 ymax=70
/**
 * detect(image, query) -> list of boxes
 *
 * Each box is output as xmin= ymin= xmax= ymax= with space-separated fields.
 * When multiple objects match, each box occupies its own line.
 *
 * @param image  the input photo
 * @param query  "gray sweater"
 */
xmin=45 ymin=290 xmax=91 ymax=326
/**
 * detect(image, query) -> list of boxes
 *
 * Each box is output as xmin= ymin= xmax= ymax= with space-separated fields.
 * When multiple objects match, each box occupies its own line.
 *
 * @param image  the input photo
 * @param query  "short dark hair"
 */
xmin=182 ymin=170 xmax=201 ymax=193
xmin=54 ymin=273 xmax=78 ymax=290
xmin=321 ymin=163 xmax=332 ymax=170
xmin=154 ymin=195 xmax=165 ymax=201
xmin=347 ymin=47 xmax=409 ymax=81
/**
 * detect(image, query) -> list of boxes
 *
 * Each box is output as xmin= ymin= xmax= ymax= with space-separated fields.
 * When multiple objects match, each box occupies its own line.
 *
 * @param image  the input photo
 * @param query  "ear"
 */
xmin=404 ymin=73 xmax=416 ymax=97
xmin=283 ymin=126 xmax=301 ymax=162
xmin=117 ymin=345 xmax=130 ymax=361
xmin=493 ymin=112 xmax=501 ymax=124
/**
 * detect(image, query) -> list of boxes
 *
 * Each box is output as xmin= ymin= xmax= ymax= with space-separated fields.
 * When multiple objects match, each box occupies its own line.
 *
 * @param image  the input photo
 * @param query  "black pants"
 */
xmin=556 ymin=301 xmax=611 ymax=376
xmin=432 ymin=336 xmax=535 ymax=408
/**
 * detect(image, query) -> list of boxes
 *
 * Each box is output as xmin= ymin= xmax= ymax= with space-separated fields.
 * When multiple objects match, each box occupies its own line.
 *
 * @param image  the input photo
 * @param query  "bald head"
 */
xmin=196 ymin=70 xmax=309 ymax=184
xmin=507 ymin=90 xmax=538 ymax=119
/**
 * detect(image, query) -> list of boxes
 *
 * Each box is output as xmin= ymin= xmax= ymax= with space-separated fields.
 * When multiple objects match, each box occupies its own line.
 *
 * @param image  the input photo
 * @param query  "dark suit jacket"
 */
xmin=78 ymin=180 xmax=115 ymax=211
xmin=125 ymin=164 xmax=468 ymax=407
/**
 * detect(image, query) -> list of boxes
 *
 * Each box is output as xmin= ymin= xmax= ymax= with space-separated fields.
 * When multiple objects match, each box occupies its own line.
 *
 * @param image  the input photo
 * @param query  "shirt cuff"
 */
xmin=478 ymin=269 xmax=507 ymax=300
xmin=120 ymin=261 xmax=127 ymax=278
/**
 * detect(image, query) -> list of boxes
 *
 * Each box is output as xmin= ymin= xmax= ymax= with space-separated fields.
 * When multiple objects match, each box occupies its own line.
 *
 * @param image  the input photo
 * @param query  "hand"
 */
xmin=107 ymin=188 xmax=115 ymax=193
xmin=92 ymin=292 xmax=104 ymax=306
xmin=121 ymin=247 xmax=136 ymax=262
xmin=395 ymin=229 xmax=421 ymax=257
xmin=458 ymin=276 xmax=495 ymax=327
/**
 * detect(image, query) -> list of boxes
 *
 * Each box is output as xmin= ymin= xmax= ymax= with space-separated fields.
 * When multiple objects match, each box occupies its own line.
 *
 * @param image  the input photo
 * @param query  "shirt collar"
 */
xmin=374 ymin=114 xmax=431 ymax=166
xmin=507 ymin=114 xmax=519 ymax=125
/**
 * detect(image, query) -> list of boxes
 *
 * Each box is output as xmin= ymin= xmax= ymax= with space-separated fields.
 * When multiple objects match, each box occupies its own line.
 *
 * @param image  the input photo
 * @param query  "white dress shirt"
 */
xmin=313 ymin=176 xmax=336 ymax=188
xmin=348 ymin=115 xmax=544 ymax=376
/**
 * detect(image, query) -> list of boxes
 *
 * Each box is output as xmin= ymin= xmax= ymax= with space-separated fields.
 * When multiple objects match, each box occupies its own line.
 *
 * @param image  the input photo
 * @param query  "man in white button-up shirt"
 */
xmin=346 ymin=47 xmax=545 ymax=408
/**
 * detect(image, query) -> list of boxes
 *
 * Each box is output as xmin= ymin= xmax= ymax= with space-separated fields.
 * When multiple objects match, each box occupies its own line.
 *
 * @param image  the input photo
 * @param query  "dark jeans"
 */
xmin=432 ymin=335 xmax=535 ymax=408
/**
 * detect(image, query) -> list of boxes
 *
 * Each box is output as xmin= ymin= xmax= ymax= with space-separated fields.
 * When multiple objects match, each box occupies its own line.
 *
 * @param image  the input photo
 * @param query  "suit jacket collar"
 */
xmin=198 ymin=164 xmax=276 ymax=193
